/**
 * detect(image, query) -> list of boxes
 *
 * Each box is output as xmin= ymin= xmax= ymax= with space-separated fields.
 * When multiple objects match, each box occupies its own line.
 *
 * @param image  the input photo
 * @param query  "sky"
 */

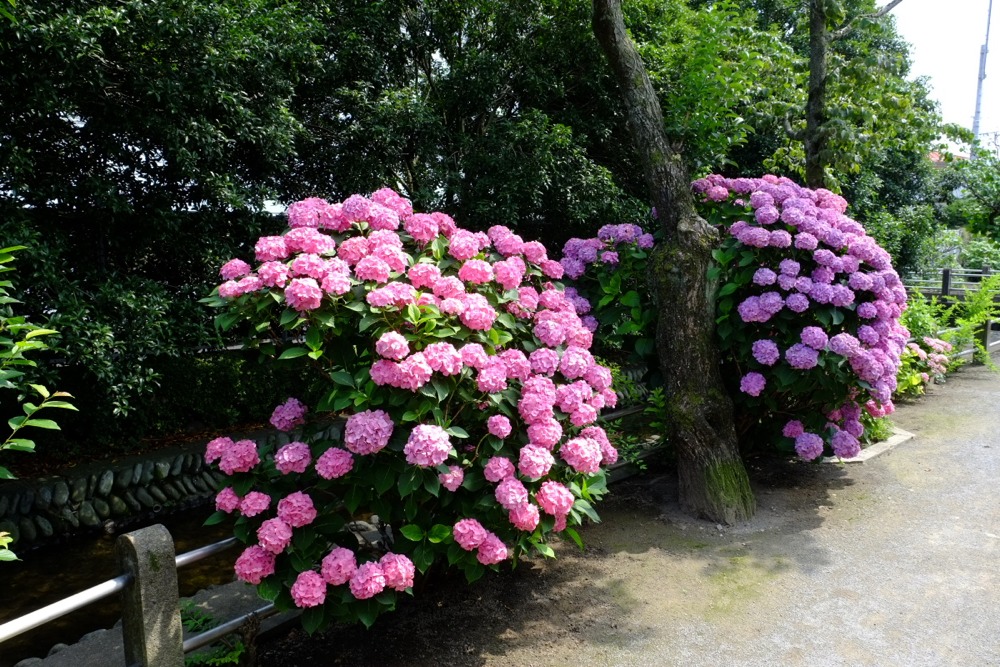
xmin=892 ymin=0 xmax=999 ymax=146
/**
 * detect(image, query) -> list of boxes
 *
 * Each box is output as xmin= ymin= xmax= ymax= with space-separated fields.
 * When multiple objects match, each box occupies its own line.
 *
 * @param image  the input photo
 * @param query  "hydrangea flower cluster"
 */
xmin=557 ymin=223 xmax=658 ymax=363
xmin=692 ymin=174 xmax=909 ymax=461
xmin=204 ymin=189 xmax=617 ymax=631
xmin=895 ymin=336 xmax=953 ymax=397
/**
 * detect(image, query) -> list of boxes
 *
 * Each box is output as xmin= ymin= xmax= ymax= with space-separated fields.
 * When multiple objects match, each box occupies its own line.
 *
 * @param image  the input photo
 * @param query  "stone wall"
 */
xmin=0 ymin=444 xmax=224 ymax=550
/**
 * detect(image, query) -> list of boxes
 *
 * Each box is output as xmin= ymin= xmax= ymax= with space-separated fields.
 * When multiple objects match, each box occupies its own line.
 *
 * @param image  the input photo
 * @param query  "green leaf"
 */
xmin=445 ymin=426 xmax=469 ymax=439
xmin=0 ymin=550 xmax=17 ymax=561
xmin=29 ymin=384 xmax=49 ymax=399
xmin=533 ymin=542 xmax=556 ymax=558
xmin=620 ymin=291 xmax=641 ymax=307
xmin=373 ymin=466 xmax=395 ymax=494
xmin=399 ymin=524 xmax=426 ymax=541
xmin=300 ymin=606 xmax=325 ymax=634
xmin=3 ymin=439 xmax=35 ymax=452
xmin=330 ymin=370 xmax=355 ymax=387
xmin=397 ymin=468 xmax=422 ymax=497
xmin=427 ymin=524 xmax=451 ymax=544
xmin=24 ymin=328 xmax=58 ymax=339
xmin=563 ymin=527 xmax=586 ymax=551
xmin=257 ymin=578 xmax=282 ymax=602
xmin=202 ymin=511 xmax=228 ymax=527
xmin=305 ymin=327 xmax=323 ymax=351
xmin=39 ymin=400 xmax=76 ymax=411
xmin=278 ymin=347 xmax=309 ymax=360
xmin=22 ymin=419 xmax=60 ymax=430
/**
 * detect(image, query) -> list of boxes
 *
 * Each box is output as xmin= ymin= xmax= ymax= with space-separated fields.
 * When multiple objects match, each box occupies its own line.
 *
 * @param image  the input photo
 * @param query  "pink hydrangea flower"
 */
xmin=258 ymin=261 xmax=290 ymax=288
xmin=453 ymin=518 xmax=488 ymax=551
xmin=344 ymin=410 xmax=394 ymax=455
xmin=220 ymin=259 xmax=251 ymax=280
xmin=536 ymin=481 xmax=574 ymax=517
xmin=487 ymin=415 xmax=512 ymax=438
xmin=291 ymin=570 xmax=327 ymax=608
xmin=477 ymin=533 xmax=509 ymax=565
xmin=375 ymin=331 xmax=410 ymax=360
xmin=257 ymin=518 xmax=293 ymax=554
xmin=519 ymin=444 xmax=555 ymax=479
xmin=205 ymin=436 xmax=233 ymax=464
xmin=316 ymin=447 xmax=354 ymax=479
xmin=476 ymin=362 xmax=508 ymax=394
xmin=495 ymin=477 xmax=530 ymax=510
xmin=354 ymin=255 xmax=391 ymax=283
xmin=404 ymin=424 xmax=452 ymax=467
xmin=560 ymin=437 xmax=603 ymax=474
xmin=408 ymin=262 xmax=442 ymax=289
xmin=240 ymin=491 xmax=271 ymax=517
xmin=448 ymin=229 xmax=483 ymax=261
xmin=528 ymin=348 xmax=560 ymax=375
xmin=255 ymin=236 xmax=289 ymax=262
xmin=458 ymin=259 xmax=493 ymax=285
xmin=460 ymin=343 xmax=490 ymax=369
xmin=274 ymin=441 xmax=312 ymax=475
xmin=439 ymin=465 xmax=465 ymax=492
xmin=483 ymin=456 xmax=515 ymax=482
xmin=404 ymin=213 xmax=439 ymax=243
xmin=215 ymin=487 xmax=240 ymax=513
xmin=396 ymin=352 xmax=433 ymax=391
xmin=424 ymin=342 xmax=463 ymax=375
xmin=349 ymin=562 xmax=386 ymax=600
xmin=219 ymin=439 xmax=260 ymax=475
xmin=527 ymin=418 xmax=563 ymax=449
xmin=277 ymin=491 xmax=317 ymax=528
xmin=285 ymin=277 xmax=323 ymax=311
xmin=321 ymin=547 xmax=357 ymax=586
xmin=285 ymin=228 xmax=335 ymax=255
xmin=234 ymin=545 xmax=276 ymax=585
xmin=509 ymin=503 xmax=541 ymax=531
xmin=270 ymin=397 xmax=307 ymax=432
xmin=379 ymin=553 xmax=416 ymax=591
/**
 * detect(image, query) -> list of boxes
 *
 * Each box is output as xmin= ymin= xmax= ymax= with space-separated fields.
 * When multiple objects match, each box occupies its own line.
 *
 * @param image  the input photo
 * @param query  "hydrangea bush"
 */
xmin=202 ymin=189 xmax=618 ymax=631
xmin=558 ymin=225 xmax=657 ymax=362
xmin=896 ymin=337 xmax=952 ymax=397
xmin=692 ymin=174 xmax=909 ymax=461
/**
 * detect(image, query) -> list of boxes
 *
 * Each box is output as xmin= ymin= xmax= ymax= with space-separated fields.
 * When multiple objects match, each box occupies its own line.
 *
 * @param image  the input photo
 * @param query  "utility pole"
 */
xmin=973 ymin=0 xmax=994 ymax=158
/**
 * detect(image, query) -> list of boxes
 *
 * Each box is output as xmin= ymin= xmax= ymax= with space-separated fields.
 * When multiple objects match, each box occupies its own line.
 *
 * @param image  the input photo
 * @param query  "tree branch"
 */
xmin=831 ymin=0 xmax=906 ymax=41
xmin=783 ymin=113 xmax=805 ymax=141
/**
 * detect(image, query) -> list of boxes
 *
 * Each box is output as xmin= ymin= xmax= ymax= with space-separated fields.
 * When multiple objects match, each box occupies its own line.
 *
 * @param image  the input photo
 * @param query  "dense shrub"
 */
xmin=694 ymin=174 xmax=908 ymax=460
xmin=558 ymin=223 xmax=658 ymax=365
xmin=203 ymin=191 xmax=618 ymax=630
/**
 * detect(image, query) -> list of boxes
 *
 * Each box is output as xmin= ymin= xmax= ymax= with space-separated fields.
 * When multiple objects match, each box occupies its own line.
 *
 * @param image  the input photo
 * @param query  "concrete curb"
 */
xmin=823 ymin=427 xmax=915 ymax=464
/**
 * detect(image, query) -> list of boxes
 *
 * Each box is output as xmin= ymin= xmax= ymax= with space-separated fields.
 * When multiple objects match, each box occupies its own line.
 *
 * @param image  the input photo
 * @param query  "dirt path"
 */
xmin=260 ymin=363 xmax=1000 ymax=667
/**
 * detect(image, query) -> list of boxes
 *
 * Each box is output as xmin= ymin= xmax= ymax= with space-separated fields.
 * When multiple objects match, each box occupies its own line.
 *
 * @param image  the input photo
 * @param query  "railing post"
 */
xmin=115 ymin=524 xmax=184 ymax=667
xmin=979 ymin=319 xmax=993 ymax=358
xmin=941 ymin=268 xmax=951 ymax=297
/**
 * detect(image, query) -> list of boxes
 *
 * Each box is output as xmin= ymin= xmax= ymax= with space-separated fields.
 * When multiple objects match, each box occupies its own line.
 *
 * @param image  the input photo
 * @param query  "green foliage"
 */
xmin=859 ymin=413 xmax=893 ymax=445
xmin=960 ymin=236 xmax=1000 ymax=271
xmin=946 ymin=151 xmax=1000 ymax=238
xmin=180 ymin=601 xmax=245 ymax=666
xmin=0 ymin=530 xmax=14 ymax=562
xmin=862 ymin=205 xmax=940 ymax=277
xmin=0 ymin=247 xmax=77 ymax=481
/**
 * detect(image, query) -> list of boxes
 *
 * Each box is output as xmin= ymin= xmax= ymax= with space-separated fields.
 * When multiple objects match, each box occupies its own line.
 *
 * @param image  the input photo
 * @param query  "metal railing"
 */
xmin=904 ymin=267 xmax=997 ymax=297
xmin=0 ymin=527 xmax=274 ymax=667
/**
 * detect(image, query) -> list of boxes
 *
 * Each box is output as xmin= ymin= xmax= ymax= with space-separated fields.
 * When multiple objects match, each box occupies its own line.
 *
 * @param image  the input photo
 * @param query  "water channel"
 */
xmin=0 ymin=506 xmax=237 ymax=666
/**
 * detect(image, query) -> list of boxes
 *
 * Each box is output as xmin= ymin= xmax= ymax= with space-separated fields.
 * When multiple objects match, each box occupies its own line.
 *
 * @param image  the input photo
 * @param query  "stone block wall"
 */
xmin=0 ymin=446 xmax=224 ymax=550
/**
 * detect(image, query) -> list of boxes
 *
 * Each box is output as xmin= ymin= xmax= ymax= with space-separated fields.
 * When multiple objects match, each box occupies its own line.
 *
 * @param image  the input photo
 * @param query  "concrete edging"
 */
xmin=823 ymin=427 xmax=915 ymax=464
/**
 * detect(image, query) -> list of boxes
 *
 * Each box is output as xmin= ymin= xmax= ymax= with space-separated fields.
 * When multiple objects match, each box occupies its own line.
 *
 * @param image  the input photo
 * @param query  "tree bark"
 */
xmin=592 ymin=0 xmax=755 ymax=524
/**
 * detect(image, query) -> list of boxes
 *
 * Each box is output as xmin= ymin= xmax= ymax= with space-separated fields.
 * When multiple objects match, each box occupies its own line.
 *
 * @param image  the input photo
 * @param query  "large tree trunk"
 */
xmin=592 ymin=0 xmax=754 ymax=524
xmin=804 ymin=0 xmax=830 ymax=188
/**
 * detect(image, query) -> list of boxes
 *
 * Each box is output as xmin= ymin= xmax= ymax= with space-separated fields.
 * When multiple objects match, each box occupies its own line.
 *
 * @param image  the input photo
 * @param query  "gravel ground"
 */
xmin=258 ymin=363 xmax=1000 ymax=667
